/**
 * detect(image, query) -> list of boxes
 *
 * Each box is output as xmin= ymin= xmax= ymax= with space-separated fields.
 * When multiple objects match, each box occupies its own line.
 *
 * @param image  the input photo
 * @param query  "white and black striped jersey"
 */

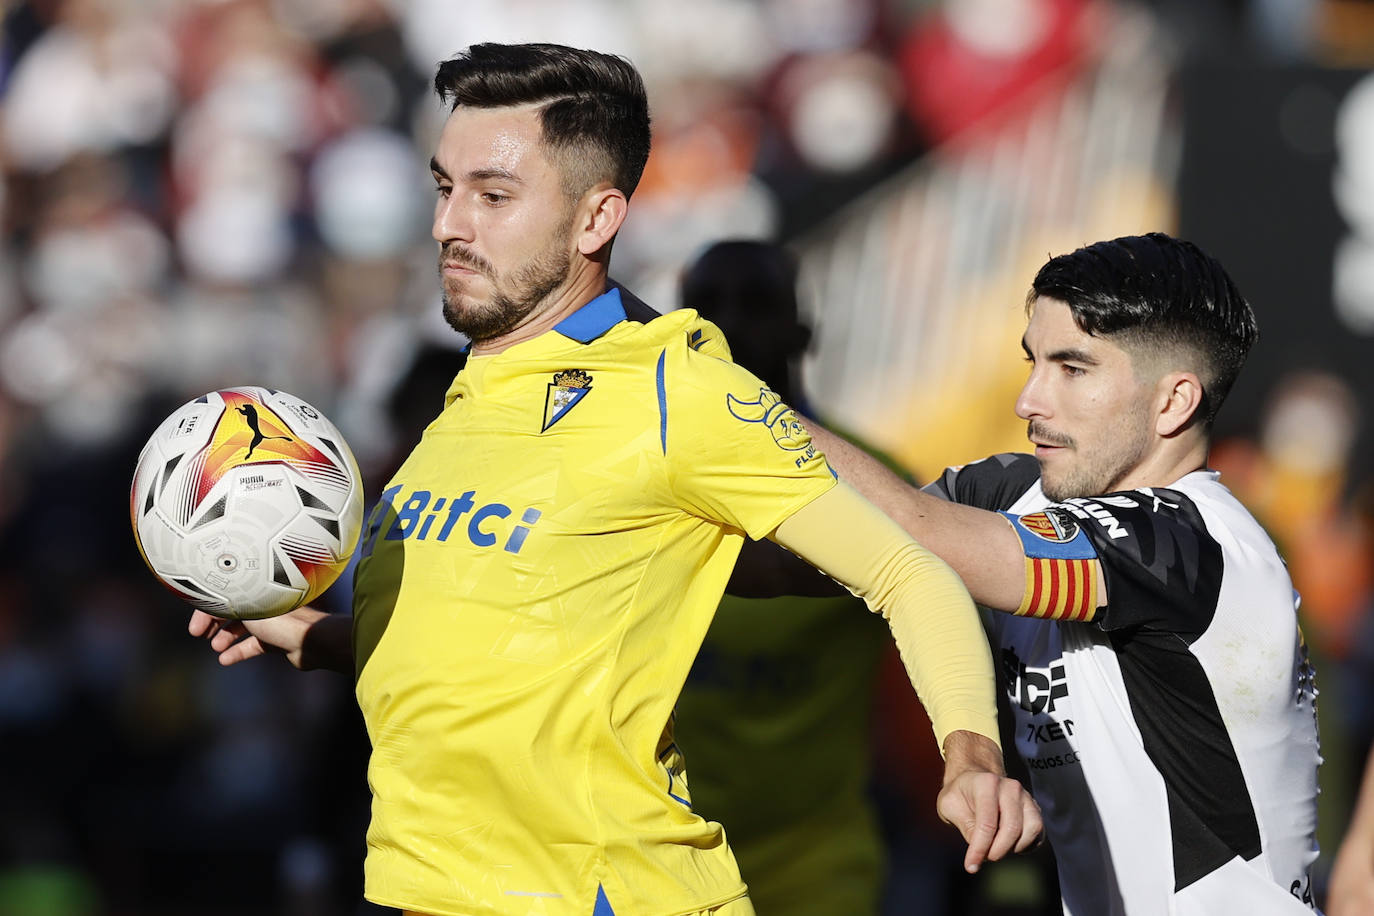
xmin=927 ymin=453 xmax=1321 ymax=915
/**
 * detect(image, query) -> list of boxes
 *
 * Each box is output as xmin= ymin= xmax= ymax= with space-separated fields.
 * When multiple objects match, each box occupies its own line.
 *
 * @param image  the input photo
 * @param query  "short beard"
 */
xmin=1042 ymin=466 xmax=1113 ymax=503
xmin=1034 ymin=416 xmax=1151 ymax=502
xmin=439 ymin=218 xmax=574 ymax=343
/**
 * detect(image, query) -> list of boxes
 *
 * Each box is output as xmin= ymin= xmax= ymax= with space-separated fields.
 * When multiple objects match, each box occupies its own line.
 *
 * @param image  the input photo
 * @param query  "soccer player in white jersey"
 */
xmin=186 ymin=42 xmax=1039 ymax=916
xmin=811 ymin=233 xmax=1322 ymax=914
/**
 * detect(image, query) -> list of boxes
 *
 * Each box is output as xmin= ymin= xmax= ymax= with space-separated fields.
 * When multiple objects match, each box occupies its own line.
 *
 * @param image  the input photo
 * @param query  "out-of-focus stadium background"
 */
xmin=1 ymin=0 xmax=1372 ymax=913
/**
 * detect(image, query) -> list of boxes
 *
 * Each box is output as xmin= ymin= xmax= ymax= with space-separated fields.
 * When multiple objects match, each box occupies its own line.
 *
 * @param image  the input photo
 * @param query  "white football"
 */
xmin=130 ymin=387 xmax=364 ymax=620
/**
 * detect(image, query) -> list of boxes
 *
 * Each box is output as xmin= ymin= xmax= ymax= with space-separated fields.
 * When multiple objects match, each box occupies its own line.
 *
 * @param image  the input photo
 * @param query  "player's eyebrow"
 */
xmin=1020 ymin=338 xmax=1100 ymax=365
xmin=1047 ymin=347 xmax=1098 ymax=365
xmin=430 ymin=158 xmax=524 ymax=185
xmin=466 ymin=166 xmax=524 ymax=184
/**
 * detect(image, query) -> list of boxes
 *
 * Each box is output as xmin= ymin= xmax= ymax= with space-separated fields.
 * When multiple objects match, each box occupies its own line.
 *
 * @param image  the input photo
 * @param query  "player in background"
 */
xmin=187 ymin=42 xmax=1039 ymax=916
xmin=808 ymin=233 xmax=1322 ymax=914
xmin=674 ymin=240 xmax=968 ymax=915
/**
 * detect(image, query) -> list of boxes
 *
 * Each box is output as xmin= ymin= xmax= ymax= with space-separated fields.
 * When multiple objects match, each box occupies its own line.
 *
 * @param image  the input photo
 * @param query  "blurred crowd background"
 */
xmin=2 ymin=0 xmax=1374 ymax=913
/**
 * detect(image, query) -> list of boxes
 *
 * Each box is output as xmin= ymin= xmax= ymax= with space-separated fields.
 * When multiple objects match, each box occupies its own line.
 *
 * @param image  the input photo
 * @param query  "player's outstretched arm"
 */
xmin=188 ymin=607 xmax=353 ymax=674
xmin=1329 ymin=746 xmax=1374 ymax=915
xmin=772 ymin=482 xmax=1042 ymax=864
xmin=807 ymin=424 xmax=1033 ymax=613
xmin=938 ymin=729 xmax=1042 ymax=873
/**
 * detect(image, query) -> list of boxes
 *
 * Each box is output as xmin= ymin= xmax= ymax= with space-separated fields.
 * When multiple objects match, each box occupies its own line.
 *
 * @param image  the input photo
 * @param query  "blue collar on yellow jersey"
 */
xmin=553 ymin=284 xmax=663 ymax=344
xmin=555 ymin=287 xmax=628 ymax=343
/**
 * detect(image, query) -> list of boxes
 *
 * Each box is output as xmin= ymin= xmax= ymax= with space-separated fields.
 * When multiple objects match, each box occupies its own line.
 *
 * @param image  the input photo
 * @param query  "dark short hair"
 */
xmin=1029 ymin=232 xmax=1258 ymax=426
xmin=434 ymin=42 xmax=651 ymax=199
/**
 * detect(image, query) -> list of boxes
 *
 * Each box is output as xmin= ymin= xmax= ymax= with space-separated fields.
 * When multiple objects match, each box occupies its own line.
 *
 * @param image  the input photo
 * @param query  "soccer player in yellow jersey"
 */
xmin=188 ymin=42 xmax=1040 ymax=916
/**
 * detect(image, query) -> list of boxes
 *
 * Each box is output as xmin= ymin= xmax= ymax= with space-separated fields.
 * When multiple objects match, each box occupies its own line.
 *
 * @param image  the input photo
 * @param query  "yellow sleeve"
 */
xmin=665 ymin=348 xmax=835 ymax=539
xmin=773 ymin=480 xmax=1000 ymax=753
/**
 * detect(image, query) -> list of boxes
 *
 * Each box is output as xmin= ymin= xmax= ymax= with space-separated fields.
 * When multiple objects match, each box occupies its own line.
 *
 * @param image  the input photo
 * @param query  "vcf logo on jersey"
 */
xmin=360 ymin=484 xmax=541 ymax=557
xmin=1002 ymin=646 xmax=1068 ymax=715
xmin=727 ymin=387 xmax=817 ymax=466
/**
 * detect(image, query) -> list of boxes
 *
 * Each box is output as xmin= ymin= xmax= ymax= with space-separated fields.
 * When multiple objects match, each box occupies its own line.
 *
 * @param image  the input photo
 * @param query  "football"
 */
xmin=130 ymin=387 xmax=365 ymax=620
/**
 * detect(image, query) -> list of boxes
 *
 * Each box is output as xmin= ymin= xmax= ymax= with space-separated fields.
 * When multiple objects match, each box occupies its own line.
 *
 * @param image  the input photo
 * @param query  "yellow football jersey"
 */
xmin=352 ymin=288 xmax=837 ymax=916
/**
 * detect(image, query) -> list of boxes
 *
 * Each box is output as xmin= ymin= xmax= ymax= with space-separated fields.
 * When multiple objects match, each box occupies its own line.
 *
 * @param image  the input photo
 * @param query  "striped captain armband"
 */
xmin=999 ymin=508 xmax=1100 ymax=622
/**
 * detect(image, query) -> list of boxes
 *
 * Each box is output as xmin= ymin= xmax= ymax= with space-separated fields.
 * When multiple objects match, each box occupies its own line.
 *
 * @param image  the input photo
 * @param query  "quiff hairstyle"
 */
xmin=1028 ymin=232 xmax=1259 ymax=427
xmin=434 ymin=43 xmax=651 ymax=200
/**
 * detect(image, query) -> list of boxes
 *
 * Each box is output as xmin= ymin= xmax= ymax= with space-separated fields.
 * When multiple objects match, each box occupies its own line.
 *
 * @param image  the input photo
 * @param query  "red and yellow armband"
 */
xmin=1000 ymin=508 xmax=1102 ymax=622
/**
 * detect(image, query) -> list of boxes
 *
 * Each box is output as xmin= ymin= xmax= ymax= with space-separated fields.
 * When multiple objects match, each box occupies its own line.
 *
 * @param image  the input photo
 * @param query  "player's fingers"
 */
xmin=986 ymin=779 xmax=1025 ymax=862
xmin=1016 ymin=792 xmax=1044 ymax=853
xmin=188 ymin=610 xmax=217 ymax=637
xmin=218 ymin=637 xmax=266 ymax=666
xmin=962 ymin=774 xmax=1000 ymax=874
xmin=210 ymin=623 xmax=248 ymax=653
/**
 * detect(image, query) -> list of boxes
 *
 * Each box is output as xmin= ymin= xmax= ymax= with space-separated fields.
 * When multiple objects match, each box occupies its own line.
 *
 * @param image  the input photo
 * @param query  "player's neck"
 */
xmin=470 ymin=265 xmax=610 ymax=358
xmin=1113 ymin=434 xmax=1211 ymax=492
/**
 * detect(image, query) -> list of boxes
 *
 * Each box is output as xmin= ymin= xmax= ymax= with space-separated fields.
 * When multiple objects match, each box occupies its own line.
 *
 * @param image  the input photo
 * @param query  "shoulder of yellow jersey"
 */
xmin=622 ymin=307 xmax=735 ymax=364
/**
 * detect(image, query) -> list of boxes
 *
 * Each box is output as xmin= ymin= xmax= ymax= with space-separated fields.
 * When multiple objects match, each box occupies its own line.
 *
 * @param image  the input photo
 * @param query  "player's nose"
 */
xmin=433 ymin=193 xmax=474 ymax=245
xmin=1014 ymin=372 xmax=1050 ymax=421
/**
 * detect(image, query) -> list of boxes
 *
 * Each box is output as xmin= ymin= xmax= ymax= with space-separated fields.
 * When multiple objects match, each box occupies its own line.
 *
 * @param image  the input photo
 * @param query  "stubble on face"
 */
xmin=440 ymin=238 xmax=571 ymax=342
xmin=1033 ymin=398 xmax=1153 ymax=501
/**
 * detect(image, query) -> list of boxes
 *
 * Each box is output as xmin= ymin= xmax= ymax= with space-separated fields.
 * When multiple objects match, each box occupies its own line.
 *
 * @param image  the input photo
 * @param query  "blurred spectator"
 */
xmin=1212 ymin=371 xmax=1371 ymax=659
xmin=898 ymin=0 xmax=1092 ymax=145
xmin=2 ymin=0 xmax=177 ymax=172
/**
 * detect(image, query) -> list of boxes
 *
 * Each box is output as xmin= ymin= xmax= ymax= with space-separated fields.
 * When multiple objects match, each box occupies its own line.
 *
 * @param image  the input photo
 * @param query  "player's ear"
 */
xmin=1155 ymin=370 xmax=1204 ymax=437
xmin=575 ymin=185 xmax=627 ymax=257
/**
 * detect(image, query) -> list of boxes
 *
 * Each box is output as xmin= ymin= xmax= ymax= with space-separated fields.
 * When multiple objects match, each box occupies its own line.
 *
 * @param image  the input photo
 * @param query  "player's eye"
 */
xmin=1062 ymin=364 xmax=1086 ymax=377
xmin=434 ymin=183 xmax=452 ymax=198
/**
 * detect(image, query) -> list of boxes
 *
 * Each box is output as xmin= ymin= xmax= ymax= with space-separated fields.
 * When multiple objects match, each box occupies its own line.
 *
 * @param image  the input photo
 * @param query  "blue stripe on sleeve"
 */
xmin=656 ymin=349 xmax=667 ymax=454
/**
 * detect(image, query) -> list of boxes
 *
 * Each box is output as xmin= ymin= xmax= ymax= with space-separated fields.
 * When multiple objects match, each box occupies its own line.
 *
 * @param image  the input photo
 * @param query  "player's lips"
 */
xmin=442 ymin=261 xmax=481 ymax=276
xmin=1027 ymin=422 xmax=1072 ymax=455
xmin=1029 ymin=437 xmax=1072 ymax=457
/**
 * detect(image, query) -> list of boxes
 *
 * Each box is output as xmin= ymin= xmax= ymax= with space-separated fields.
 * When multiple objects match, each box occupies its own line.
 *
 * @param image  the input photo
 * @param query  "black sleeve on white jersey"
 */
xmin=923 ymin=453 xmax=1041 ymax=510
xmin=1062 ymin=489 xmax=1223 ymax=640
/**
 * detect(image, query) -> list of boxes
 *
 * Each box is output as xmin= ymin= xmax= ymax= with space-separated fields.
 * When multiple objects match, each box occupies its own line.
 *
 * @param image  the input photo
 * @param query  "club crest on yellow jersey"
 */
xmin=542 ymin=368 xmax=592 ymax=432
